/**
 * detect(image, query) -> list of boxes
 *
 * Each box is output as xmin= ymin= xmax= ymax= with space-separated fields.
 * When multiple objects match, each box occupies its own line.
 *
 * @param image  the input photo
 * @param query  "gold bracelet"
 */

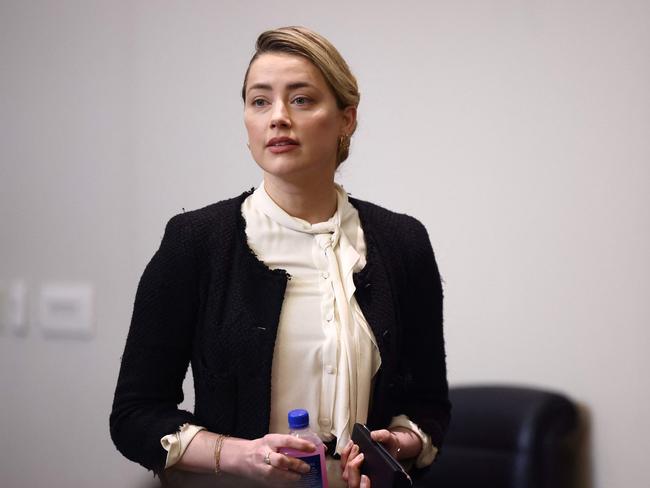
xmin=213 ymin=434 xmax=229 ymax=475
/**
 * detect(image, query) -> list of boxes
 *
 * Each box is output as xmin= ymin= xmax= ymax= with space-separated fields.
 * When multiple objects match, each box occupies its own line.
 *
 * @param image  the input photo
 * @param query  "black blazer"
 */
xmin=110 ymin=189 xmax=450 ymax=473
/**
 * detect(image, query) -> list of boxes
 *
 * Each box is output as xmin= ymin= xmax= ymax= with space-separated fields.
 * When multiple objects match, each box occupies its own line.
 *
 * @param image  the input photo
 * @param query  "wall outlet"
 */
xmin=38 ymin=282 xmax=94 ymax=339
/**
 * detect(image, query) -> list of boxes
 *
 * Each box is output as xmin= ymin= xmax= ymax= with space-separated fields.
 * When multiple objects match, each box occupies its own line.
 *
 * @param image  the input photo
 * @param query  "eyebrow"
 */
xmin=246 ymin=81 xmax=314 ymax=94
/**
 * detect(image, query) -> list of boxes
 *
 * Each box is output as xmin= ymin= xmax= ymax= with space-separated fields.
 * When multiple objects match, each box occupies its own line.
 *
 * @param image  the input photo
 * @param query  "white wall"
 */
xmin=1 ymin=1 xmax=648 ymax=487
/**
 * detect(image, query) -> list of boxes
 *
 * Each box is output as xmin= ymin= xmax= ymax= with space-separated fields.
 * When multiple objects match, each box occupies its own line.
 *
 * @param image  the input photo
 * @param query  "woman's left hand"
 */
xmin=374 ymin=427 xmax=423 ymax=460
xmin=340 ymin=428 xmax=423 ymax=487
xmin=369 ymin=429 xmax=401 ymax=459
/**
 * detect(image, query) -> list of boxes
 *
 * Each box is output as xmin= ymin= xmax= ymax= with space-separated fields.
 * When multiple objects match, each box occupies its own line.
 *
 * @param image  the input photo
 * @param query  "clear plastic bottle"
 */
xmin=279 ymin=409 xmax=329 ymax=488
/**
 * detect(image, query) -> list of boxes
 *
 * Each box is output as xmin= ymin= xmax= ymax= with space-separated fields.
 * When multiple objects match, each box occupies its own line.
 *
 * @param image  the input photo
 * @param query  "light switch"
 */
xmin=0 ymin=280 xmax=28 ymax=336
xmin=38 ymin=282 xmax=94 ymax=339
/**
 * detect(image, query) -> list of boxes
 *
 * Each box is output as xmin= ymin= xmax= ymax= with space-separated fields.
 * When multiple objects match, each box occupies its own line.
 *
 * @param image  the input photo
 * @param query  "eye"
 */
xmin=293 ymin=96 xmax=311 ymax=106
xmin=251 ymin=98 xmax=268 ymax=107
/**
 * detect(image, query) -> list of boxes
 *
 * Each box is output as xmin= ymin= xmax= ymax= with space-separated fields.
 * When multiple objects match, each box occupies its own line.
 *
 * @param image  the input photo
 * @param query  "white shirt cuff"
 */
xmin=160 ymin=423 xmax=206 ymax=469
xmin=388 ymin=414 xmax=438 ymax=468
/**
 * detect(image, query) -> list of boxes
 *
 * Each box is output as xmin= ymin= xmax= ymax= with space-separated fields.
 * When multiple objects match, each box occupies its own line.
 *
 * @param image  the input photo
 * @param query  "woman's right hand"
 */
xmin=220 ymin=433 xmax=316 ymax=485
xmin=340 ymin=440 xmax=371 ymax=488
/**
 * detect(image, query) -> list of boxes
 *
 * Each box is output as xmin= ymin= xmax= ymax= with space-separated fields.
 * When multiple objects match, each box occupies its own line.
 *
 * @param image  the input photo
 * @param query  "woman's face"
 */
xmin=243 ymin=53 xmax=355 ymax=184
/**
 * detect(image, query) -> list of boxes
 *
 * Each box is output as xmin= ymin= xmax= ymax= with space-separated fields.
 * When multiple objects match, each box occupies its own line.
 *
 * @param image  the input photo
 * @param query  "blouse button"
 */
xmin=325 ymin=365 xmax=336 ymax=374
xmin=320 ymin=418 xmax=331 ymax=426
xmin=321 ymin=272 xmax=329 ymax=280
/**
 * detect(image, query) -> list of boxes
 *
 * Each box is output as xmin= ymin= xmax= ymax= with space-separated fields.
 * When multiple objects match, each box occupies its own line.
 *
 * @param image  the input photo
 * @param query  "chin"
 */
xmin=256 ymin=154 xmax=314 ymax=177
xmin=252 ymin=149 xmax=336 ymax=182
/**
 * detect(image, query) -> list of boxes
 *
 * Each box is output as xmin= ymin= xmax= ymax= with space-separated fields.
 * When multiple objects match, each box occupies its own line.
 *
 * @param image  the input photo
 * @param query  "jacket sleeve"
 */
xmin=398 ymin=217 xmax=451 ymax=450
xmin=110 ymin=214 xmax=199 ymax=472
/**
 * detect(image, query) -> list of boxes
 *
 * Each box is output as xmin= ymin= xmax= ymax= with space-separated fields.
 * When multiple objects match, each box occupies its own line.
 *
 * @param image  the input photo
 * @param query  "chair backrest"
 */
xmin=417 ymin=385 xmax=579 ymax=488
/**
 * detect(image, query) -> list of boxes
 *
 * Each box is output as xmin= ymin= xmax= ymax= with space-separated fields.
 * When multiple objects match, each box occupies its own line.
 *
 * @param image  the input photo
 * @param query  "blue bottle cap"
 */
xmin=288 ymin=409 xmax=310 ymax=429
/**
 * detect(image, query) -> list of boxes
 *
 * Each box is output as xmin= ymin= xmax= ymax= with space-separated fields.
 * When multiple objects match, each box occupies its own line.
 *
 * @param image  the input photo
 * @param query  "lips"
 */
xmin=266 ymin=136 xmax=299 ymax=147
xmin=266 ymin=136 xmax=299 ymax=154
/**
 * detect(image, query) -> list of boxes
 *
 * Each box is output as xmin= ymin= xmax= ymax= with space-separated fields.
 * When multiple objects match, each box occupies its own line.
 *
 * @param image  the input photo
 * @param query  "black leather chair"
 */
xmin=417 ymin=385 xmax=580 ymax=488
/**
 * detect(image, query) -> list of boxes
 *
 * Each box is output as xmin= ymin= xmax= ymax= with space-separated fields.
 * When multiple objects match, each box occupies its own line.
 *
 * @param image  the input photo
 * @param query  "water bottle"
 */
xmin=279 ymin=409 xmax=329 ymax=488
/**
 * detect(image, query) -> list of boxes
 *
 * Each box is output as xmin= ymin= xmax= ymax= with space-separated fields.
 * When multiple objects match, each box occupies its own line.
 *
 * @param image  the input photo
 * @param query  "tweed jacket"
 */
xmin=110 ymin=189 xmax=450 ymax=473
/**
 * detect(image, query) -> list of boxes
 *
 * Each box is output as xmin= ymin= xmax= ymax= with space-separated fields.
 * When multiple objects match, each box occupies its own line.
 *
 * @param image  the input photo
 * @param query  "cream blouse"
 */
xmin=161 ymin=183 xmax=437 ymax=481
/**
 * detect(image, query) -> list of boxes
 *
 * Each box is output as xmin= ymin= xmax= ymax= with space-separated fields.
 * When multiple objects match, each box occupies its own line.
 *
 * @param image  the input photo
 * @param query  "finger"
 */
xmin=361 ymin=474 xmax=371 ymax=488
xmin=266 ymin=434 xmax=316 ymax=453
xmin=273 ymin=453 xmax=311 ymax=474
xmin=350 ymin=452 xmax=365 ymax=467
xmin=347 ymin=464 xmax=359 ymax=487
xmin=370 ymin=429 xmax=391 ymax=443
xmin=344 ymin=450 xmax=364 ymax=483
xmin=342 ymin=445 xmax=359 ymax=481
xmin=347 ymin=453 xmax=365 ymax=488
xmin=265 ymin=465 xmax=302 ymax=483
xmin=340 ymin=440 xmax=354 ymax=469
xmin=261 ymin=455 xmax=306 ymax=483
xmin=340 ymin=442 xmax=357 ymax=473
xmin=346 ymin=444 xmax=360 ymax=466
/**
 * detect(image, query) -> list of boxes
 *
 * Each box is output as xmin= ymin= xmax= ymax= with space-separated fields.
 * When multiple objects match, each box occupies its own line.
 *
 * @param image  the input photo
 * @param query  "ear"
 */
xmin=340 ymin=105 xmax=357 ymax=135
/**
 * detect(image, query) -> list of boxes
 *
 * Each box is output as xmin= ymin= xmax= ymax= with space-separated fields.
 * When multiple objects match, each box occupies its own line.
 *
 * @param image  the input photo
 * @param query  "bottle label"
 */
xmin=296 ymin=453 xmax=323 ymax=488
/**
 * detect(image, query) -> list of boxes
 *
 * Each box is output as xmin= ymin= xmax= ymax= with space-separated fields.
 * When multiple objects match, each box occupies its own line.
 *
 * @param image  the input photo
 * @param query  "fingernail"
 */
xmin=361 ymin=475 xmax=370 ymax=488
xmin=301 ymin=462 xmax=311 ymax=473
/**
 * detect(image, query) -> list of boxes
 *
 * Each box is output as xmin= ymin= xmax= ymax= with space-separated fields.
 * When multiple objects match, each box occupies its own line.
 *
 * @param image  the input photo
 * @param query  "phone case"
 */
xmin=350 ymin=423 xmax=412 ymax=488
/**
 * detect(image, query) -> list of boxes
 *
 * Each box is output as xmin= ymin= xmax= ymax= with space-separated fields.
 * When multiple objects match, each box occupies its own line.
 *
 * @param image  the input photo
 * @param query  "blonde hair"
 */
xmin=242 ymin=26 xmax=360 ymax=167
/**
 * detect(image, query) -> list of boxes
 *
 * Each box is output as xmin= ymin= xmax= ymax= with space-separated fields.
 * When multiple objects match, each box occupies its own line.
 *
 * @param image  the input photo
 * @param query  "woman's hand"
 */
xmin=340 ymin=439 xmax=370 ymax=488
xmin=220 ymin=433 xmax=315 ymax=485
xmin=373 ymin=427 xmax=423 ymax=460
xmin=369 ymin=429 xmax=401 ymax=459
xmin=340 ymin=427 xmax=422 ymax=487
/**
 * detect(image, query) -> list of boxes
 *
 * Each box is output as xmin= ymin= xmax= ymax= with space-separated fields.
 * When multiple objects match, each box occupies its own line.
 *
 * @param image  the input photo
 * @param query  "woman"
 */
xmin=110 ymin=26 xmax=450 ymax=488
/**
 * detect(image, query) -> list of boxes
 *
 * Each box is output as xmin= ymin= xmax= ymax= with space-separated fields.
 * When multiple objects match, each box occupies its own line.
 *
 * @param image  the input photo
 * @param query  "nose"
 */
xmin=270 ymin=100 xmax=291 ymax=129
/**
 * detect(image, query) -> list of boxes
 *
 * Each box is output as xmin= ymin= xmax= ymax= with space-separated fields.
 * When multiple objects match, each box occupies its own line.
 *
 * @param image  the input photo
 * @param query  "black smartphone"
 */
xmin=350 ymin=423 xmax=412 ymax=488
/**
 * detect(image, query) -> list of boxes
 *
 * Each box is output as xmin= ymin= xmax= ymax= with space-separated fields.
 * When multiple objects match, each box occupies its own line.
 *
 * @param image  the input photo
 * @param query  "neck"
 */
xmin=263 ymin=175 xmax=338 ymax=224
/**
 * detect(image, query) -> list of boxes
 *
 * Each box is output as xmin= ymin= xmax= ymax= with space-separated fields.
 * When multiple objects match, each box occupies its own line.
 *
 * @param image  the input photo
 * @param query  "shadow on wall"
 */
xmin=572 ymin=403 xmax=593 ymax=488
